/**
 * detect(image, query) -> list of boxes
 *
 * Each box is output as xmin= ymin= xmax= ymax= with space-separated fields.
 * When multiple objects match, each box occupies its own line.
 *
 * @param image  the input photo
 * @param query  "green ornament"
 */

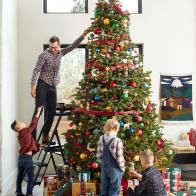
xmin=109 ymin=10 xmax=114 ymax=14
xmin=64 ymin=149 xmax=70 ymax=155
xmin=120 ymin=133 xmax=125 ymax=138
xmin=140 ymin=122 xmax=145 ymax=127
xmin=100 ymin=116 xmax=108 ymax=121
xmin=121 ymin=94 xmax=129 ymax=99
xmin=118 ymin=83 xmax=126 ymax=88
xmin=112 ymin=21 xmax=119 ymax=29
xmin=94 ymin=10 xmax=99 ymax=17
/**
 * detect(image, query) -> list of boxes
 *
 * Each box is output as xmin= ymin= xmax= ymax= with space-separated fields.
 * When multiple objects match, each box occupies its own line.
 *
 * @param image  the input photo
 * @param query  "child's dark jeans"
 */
xmin=16 ymin=154 xmax=34 ymax=195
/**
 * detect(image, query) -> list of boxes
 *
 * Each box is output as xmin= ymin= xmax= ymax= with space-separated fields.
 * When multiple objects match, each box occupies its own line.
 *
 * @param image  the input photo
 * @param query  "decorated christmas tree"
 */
xmin=64 ymin=0 xmax=173 ymax=179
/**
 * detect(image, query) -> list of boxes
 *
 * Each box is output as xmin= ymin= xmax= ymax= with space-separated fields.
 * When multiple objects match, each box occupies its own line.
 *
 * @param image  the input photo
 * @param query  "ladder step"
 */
xmin=33 ymin=160 xmax=48 ymax=167
xmin=34 ymin=181 xmax=42 ymax=186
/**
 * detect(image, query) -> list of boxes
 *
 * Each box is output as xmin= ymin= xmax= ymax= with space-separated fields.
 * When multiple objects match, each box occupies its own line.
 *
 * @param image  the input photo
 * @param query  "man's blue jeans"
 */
xmin=101 ymin=164 xmax=123 ymax=196
xmin=16 ymin=154 xmax=34 ymax=195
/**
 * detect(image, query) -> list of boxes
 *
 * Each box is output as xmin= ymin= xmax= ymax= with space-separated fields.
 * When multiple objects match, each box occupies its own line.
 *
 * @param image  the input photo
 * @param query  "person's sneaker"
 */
xmin=15 ymin=192 xmax=25 ymax=196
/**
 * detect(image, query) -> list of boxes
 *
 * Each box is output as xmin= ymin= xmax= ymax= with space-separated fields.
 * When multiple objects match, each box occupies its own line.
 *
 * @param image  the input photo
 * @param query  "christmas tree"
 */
xmin=64 ymin=0 xmax=173 ymax=179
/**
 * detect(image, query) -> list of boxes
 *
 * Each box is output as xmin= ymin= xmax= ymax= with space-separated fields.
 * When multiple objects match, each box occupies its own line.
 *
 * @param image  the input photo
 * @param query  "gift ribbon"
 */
xmin=72 ymin=108 xmax=143 ymax=116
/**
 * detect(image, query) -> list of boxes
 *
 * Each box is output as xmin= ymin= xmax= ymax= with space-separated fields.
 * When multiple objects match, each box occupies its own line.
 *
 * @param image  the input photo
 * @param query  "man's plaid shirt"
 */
xmin=96 ymin=135 xmax=125 ymax=172
xmin=31 ymin=35 xmax=84 ymax=86
xmin=134 ymin=166 xmax=166 ymax=196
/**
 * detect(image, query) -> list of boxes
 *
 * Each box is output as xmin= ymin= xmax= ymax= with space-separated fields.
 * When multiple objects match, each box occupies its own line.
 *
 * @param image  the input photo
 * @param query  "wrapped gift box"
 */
xmin=161 ymin=168 xmax=181 ymax=192
xmin=189 ymin=187 xmax=196 ymax=196
xmin=188 ymin=128 xmax=196 ymax=147
xmin=72 ymin=182 xmax=96 ymax=196
xmin=43 ymin=175 xmax=57 ymax=196
xmin=78 ymin=172 xmax=91 ymax=182
xmin=176 ymin=191 xmax=188 ymax=196
xmin=121 ymin=178 xmax=128 ymax=196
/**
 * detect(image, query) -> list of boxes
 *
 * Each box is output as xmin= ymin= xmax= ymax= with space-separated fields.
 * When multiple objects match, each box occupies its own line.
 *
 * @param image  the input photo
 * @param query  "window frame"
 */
xmin=43 ymin=0 xmax=88 ymax=14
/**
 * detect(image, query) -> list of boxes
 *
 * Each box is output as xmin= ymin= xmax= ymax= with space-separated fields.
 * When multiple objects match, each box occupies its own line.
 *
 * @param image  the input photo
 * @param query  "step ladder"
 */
xmin=33 ymin=103 xmax=72 ymax=186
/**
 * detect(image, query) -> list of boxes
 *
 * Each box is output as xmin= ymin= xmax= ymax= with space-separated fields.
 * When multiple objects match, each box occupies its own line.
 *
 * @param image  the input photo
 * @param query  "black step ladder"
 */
xmin=33 ymin=103 xmax=72 ymax=186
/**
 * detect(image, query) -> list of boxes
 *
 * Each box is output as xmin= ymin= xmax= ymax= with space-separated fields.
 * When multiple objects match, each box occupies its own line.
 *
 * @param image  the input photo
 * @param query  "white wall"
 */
xmin=0 ymin=0 xmax=2 ymax=193
xmin=131 ymin=0 xmax=196 ymax=141
xmin=1 ymin=0 xmax=18 ymax=194
xmin=18 ymin=0 xmax=196 ymax=144
xmin=18 ymin=0 xmax=94 ymax=125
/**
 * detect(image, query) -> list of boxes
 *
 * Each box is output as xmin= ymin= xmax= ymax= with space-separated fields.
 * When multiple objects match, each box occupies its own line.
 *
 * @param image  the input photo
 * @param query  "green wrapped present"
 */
xmin=176 ymin=191 xmax=188 ymax=196
xmin=189 ymin=187 xmax=196 ymax=196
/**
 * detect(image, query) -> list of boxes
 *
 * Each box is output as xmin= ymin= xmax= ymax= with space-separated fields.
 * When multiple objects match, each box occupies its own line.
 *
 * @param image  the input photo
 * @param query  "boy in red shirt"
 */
xmin=11 ymin=106 xmax=43 ymax=196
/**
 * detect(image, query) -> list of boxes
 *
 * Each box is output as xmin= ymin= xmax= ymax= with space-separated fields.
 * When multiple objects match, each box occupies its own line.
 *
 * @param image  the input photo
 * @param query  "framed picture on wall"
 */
xmin=43 ymin=0 xmax=88 ymax=13
xmin=120 ymin=0 xmax=142 ymax=14
xmin=160 ymin=73 xmax=193 ymax=123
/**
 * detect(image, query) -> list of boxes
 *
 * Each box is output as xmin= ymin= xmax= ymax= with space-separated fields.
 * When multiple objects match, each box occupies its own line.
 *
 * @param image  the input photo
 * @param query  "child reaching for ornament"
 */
xmin=96 ymin=117 xmax=125 ymax=196
xmin=11 ymin=106 xmax=43 ymax=196
xmin=127 ymin=149 xmax=166 ymax=196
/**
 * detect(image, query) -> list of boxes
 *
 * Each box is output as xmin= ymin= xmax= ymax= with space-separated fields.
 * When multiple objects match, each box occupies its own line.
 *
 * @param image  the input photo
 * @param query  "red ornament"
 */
xmin=156 ymin=139 xmax=163 ymax=146
xmin=85 ymin=131 xmax=91 ymax=137
xmin=87 ymin=163 xmax=92 ymax=168
xmin=93 ymin=27 xmax=101 ymax=34
xmin=69 ymin=122 xmax=74 ymax=127
xmin=136 ymin=128 xmax=143 ymax=136
xmin=90 ymin=101 xmax=97 ymax=106
xmin=69 ymin=157 xmax=75 ymax=162
xmin=129 ymin=81 xmax=137 ymax=87
xmin=109 ymin=82 xmax=117 ymax=88
xmin=113 ymin=45 xmax=121 ymax=51
xmin=135 ymin=98 xmax=140 ymax=103
xmin=105 ymin=53 xmax=110 ymax=58
xmin=112 ymin=96 xmax=118 ymax=100
xmin=101 ymin=80 xmax=107 ymax=85
xmin=91 ymin=162 xmax=99 ymax=169
xmin=135 ymin=115 xmax=143 ymax=122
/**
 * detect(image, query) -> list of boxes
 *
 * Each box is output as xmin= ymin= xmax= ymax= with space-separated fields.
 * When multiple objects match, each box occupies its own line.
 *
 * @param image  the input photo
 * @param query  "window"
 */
xmin=44 ymin=44 xmax=88 ymax=103
xmin=132 ymin=43 xmax=143 ymax=55
xmin=44 ymin=0 xmax=88 ymax=14
xmin=120 ymin=0 xmax=142 ymax=14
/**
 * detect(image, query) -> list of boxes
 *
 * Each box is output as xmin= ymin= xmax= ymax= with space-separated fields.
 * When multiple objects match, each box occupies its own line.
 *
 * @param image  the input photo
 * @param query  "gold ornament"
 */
xmin=127 ymin=59 xmax=133 ymax=64
xmin=102 ymin=88 xmax=108 ymax=92
xmin=80 ymin=153 xmax=87 ymax=160
xmin=105 ymin=106 xmax=112 ymax=112
xmin=144 ymin=97 xmax=150 ymax=105
xmin=103 ymin=18 xmax=110 ymax=25
xmin=135 ymin=136 xmax=139 ymax=140
xmin=101 ymin=48 xmax=108 ymax=54
xmin=76 ymin=166 xmax=82 ymax=172
xmin=105 ymin=66 xmax=110 ymax=71
xmin=133 ymin=155 xmax=140 ymax=162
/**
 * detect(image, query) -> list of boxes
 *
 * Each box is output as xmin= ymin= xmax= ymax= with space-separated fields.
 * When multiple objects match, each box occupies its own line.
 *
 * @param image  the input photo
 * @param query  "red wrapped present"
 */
xmin=188 ymin=128 xmax=196 ymax=147
xmin=161 ymin=168 xmax=181 ymax=192
xmin=121 ymin=178 xmax=128 ymax=196
xmin=43 ymin=175 xmax=57 ymax=196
